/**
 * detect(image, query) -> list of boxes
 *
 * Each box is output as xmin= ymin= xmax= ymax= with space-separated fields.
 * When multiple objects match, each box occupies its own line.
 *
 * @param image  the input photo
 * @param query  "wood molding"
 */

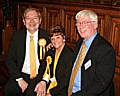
xmin=0 ymin=1 xmax=120 ymax=95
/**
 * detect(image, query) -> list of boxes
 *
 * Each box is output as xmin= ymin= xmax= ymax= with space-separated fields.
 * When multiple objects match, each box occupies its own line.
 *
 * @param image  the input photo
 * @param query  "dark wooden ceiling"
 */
xmin=15 ymin=0 xmax=120 ymax=6
xmin=0 ymin=0 xmax=120 ymax=7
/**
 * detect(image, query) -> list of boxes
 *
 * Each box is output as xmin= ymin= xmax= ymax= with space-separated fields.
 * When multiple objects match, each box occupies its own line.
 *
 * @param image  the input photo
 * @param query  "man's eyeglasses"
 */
xmin=76 ymin=21 xmax=95 ymax=26
xmin=24 ymin=16 xmax=39 ymax=21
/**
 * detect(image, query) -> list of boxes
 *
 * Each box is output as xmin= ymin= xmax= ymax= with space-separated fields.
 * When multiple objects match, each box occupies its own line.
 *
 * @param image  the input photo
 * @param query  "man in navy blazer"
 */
xmin=68 ymin=10 xmax=116 ymax=96
xmin=4 ymin=8 xmax=50 ymax=96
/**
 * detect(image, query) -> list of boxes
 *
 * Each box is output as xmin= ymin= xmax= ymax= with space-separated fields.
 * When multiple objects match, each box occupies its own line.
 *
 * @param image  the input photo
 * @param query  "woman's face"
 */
xmin=23 ymin=10 xmax=41 ymax=34
xmin=51 ymin=34 xmax=65 ymax=49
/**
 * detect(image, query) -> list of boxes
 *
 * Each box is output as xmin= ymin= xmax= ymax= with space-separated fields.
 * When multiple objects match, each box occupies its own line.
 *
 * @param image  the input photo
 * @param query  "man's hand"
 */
xmin=35 ymin=81 xmax=46 ymax=96
xmin=17 ymin=79 xmax=28 ymax=93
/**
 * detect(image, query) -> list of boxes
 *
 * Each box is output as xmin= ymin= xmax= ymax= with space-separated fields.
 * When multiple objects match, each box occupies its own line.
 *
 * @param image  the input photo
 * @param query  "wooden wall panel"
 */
xmin=15 ymin=3 xmax=120 ymax=96
xmin=110 ymin=18 xmax=120 ymax=48
xmin=1 ymin=1 xmax=120 ymax=95
xmin=110 ymin=18 xmax=120 ymax=96
xmin=98 ymin=15 xmax=105 ymax=37
xmin=0 ymin=5 xmax=3 ymax=55
xmin=45 ymin=8 xmax=61 ymax=30
xmin=64 ymin=10 xmax=78 ymax=42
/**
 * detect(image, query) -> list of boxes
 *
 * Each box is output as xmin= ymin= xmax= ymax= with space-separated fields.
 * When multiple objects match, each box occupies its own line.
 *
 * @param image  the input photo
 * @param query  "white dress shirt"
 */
xmin=22 ymin=30 xmax=40 ymax=75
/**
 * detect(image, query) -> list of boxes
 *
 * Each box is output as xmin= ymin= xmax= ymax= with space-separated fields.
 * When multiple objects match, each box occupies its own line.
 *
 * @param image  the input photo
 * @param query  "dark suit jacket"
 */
xmin=45 ymin=44 xmax=74 ymax=96
xmin=0 ymin=63 xmax=9 ymax=86
xmin=73 ymin=33 xmax=116 ymax=96
xmin=6 ymin=28 xmax=50 ymax=82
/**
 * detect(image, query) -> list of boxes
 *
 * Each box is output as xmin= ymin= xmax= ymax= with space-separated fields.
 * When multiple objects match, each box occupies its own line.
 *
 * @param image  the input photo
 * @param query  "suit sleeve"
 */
xmin=6 ymin=31 xmax=22 ymax=79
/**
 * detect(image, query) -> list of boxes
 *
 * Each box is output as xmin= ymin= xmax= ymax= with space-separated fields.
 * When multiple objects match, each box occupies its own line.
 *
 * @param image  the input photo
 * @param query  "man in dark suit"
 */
xmin=35 ymin=25 xmax=74 ymax=96
xmin=68 ymin=10 xmax=116 ymax=96
xmin=4 ymin=7 xmax=50 ymax=96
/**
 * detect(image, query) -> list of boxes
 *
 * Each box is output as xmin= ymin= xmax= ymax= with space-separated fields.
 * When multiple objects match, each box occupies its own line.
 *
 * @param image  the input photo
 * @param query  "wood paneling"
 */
xmin=0 ymin=1 xmax=3 ymax=55
xmin=0 ymin=1 xmax=120 ymax=96
xmin=16 ymin=2 xmax=120 ymax=96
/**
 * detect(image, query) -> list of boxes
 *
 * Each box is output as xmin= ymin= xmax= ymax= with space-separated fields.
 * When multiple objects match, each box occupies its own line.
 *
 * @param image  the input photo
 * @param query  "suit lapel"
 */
xmin=20 ymin=30 xmax=27 ymax=61
xmin=73 ymin=40 xmax=83 ymax=64
xmin=82 ymin=34 xmax=99 ymax=67
xmin=37 ymin=30 xmax=41 ymax=60
xmin=49 ymin=49 xmax=55 ymax=78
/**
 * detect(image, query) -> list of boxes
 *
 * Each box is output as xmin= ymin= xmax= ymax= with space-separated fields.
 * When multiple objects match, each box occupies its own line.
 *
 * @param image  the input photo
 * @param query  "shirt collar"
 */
xmin=84 ymin=32 xmax=97 ymax=49
xmin=27 ymin=30 xmax=38 ymax=38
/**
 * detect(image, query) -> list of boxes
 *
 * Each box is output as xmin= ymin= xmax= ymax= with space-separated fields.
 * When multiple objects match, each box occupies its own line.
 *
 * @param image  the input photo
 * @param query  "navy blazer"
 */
xmin=6 ymin=28 xmax=50 ymax=82
xmin=73 ymin=33 xmax=116 ymax=96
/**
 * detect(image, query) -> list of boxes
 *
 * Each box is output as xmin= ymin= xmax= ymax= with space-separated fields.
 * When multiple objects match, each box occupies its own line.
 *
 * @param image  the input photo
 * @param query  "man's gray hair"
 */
xmin=75 ymin=10 xmax=98 ymax=23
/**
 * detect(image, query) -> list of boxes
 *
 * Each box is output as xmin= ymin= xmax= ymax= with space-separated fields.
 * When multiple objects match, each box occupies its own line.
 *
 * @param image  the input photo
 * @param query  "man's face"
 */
xmin=51 ymin=34 xmax=65 ymax=49
xmin=76 ymin=16 xmax=97 ymax=40
xmin=23 ymin=10 xmax=41 ymax=33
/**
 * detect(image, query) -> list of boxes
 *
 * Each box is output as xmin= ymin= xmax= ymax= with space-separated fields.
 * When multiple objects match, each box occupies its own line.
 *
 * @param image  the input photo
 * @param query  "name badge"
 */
xmin=84 ymin=59 xmax=92 ymax=70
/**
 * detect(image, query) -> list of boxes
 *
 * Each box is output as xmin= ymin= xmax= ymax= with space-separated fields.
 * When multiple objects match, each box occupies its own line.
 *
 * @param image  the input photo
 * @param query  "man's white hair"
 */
xmin=75 ymin=10 xmax=98 ymax=23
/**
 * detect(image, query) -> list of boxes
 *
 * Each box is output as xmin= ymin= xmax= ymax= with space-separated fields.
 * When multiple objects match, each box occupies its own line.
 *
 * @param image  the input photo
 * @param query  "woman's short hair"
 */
xmin=50 ymin=25 xmax=66 ymax=39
